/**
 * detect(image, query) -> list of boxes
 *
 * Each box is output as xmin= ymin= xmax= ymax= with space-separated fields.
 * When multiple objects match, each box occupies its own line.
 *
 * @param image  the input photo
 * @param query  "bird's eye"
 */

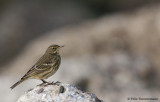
xmin=52 ymin=48 xmax=56 ymax=50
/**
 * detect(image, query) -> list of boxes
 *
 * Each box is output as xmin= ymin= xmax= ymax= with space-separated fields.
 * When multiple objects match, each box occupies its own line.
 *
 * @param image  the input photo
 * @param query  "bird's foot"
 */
xmin=51 ymin=81 xmax=61 ymax=85
xmin=38 ymin=79 xmax=50 ymax=86
xmin=38 ymin=80 xmax=61 ymax=86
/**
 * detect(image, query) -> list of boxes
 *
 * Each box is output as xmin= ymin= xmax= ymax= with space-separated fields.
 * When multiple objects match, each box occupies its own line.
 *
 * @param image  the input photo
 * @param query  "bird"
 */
xmin=10 ymin=44 xmax=64 ymax=89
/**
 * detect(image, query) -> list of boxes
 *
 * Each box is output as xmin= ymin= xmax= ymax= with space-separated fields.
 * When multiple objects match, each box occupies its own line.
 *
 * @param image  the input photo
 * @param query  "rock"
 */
xmin=17 ymin=82 xmax=103 ymax=102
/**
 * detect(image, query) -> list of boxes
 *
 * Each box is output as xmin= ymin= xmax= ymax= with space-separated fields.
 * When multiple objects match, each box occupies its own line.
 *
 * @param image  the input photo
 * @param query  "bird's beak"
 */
xmin=60 ymin=45 xmax=64 ymax=48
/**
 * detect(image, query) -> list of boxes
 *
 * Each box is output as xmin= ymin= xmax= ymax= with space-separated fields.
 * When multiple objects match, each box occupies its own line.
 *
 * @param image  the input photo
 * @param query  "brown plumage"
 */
xmin=10 ymin=44 xmax=64 ymax=89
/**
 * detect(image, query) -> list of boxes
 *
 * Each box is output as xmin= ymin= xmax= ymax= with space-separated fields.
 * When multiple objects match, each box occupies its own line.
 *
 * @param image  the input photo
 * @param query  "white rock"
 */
xmin=17 ymin=82 xmax=103 ymax=102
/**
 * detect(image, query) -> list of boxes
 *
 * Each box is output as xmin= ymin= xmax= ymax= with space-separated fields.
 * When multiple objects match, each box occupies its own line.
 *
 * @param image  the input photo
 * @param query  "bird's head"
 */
xmin=46 ymin=44 xmax=64 ymax=54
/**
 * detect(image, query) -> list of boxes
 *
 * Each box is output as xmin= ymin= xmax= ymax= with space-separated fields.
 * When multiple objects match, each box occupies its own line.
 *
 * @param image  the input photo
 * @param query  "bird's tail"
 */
xmin=10 ymin=77 xmax=28 ymax=89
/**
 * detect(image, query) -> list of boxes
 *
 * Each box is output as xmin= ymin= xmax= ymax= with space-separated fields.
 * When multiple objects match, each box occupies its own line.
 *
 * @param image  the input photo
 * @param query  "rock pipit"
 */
xmin=10 ymin=44 xmax=64 ymax=89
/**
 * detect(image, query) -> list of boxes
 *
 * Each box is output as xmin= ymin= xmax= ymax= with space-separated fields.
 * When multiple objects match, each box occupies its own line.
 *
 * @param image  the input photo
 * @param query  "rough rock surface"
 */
xmin=17 ymin=82 xmax=103 ymax=102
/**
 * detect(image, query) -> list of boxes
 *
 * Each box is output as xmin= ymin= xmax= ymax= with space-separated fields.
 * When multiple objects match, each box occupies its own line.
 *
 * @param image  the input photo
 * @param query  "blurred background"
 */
xmin=0 ymin=0 xmax=160 ymax=102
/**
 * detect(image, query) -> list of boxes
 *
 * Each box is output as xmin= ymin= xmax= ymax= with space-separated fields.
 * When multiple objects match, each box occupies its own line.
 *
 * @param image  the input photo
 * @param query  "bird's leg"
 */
xmin=41 ymin=79 xmax=49 ymax=83
xmin=41 ymin=79 xmax=59 ymax=85
xmin=37 ymin=80 xmax=48 ymax=86
xmin=52 ymin=81 xmax=60 ymax=85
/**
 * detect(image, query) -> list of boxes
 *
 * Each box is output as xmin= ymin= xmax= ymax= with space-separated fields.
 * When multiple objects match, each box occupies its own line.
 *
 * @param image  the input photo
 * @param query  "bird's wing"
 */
xmin=22 ymin=54 xmax=52 ymax=79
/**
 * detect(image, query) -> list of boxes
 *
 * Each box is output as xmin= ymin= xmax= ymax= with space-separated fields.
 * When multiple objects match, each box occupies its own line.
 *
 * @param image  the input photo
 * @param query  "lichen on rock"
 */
xmin=17 ymin=82 xmax=103 ymax=102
